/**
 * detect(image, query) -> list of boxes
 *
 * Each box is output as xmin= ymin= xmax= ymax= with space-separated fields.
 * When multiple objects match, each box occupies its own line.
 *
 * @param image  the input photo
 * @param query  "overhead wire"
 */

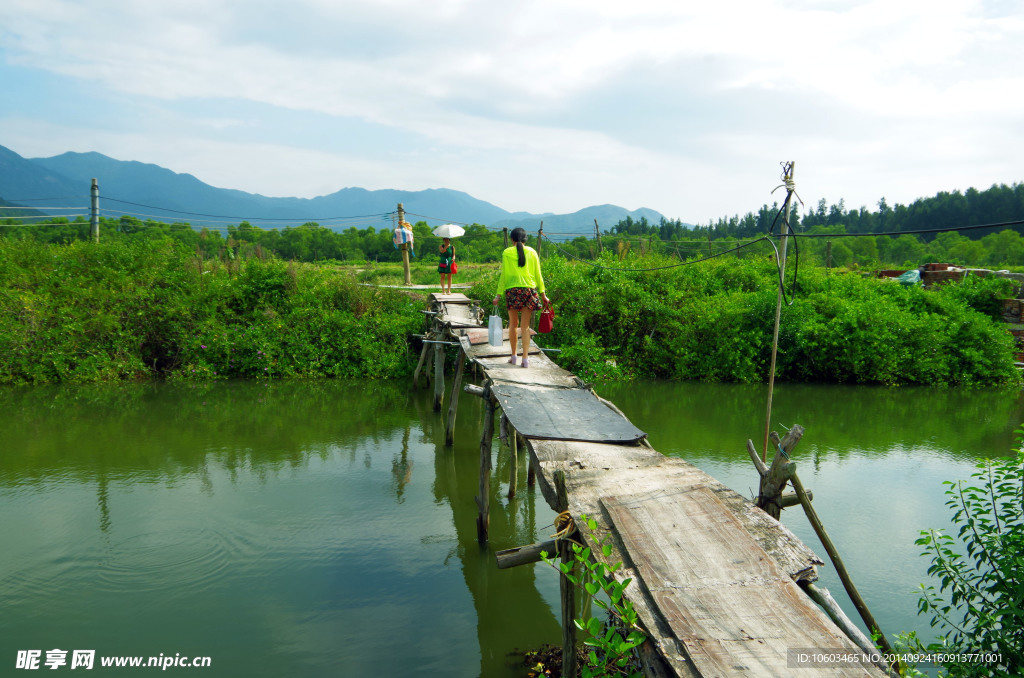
xmin=102 ymin=195 xmax=391 ymax=223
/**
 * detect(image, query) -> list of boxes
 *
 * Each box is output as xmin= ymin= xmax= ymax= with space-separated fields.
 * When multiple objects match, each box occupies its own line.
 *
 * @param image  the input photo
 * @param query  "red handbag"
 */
xmin=538 ymin=301 xmax=554 ymax=333
xmin=450 ymin=261 xmax=458 ymax=274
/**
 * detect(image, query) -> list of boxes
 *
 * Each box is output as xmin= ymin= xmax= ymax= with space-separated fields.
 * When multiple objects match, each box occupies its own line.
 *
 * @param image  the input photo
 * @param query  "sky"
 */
xmin=1 ymin=0 xmax=1022 ymax=224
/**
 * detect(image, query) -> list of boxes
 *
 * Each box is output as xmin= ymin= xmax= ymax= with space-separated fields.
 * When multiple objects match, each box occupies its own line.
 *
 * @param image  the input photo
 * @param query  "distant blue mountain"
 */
xmin=0 ymin=144 xmax=667 ymax=235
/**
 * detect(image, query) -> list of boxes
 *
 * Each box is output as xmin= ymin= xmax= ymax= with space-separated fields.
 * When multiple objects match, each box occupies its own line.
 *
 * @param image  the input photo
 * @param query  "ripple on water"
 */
xmin=95 ymin=527 xmax=240 ymax=595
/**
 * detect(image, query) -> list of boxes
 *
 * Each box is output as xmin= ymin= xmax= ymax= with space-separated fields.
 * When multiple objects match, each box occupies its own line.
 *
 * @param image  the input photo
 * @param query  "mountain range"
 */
xmin=0 ymin=144 xmax=668 ymax=235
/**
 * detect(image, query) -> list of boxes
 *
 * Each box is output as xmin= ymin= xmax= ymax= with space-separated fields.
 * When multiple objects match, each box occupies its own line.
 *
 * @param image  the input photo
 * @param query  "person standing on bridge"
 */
xmin=493 ymin=227 xmax=548 ymax=368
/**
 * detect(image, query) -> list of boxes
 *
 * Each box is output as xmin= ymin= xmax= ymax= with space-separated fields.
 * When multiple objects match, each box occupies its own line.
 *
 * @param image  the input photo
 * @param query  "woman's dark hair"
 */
xmin=510 ymin=227 xmax=527 ymax=267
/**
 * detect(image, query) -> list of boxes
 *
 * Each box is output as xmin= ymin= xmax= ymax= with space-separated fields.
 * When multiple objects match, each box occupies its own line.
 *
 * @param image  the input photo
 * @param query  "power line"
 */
xmin=101 ymin=196 xmax=391 ymax=222
xmin=790 ymin=218 xmax=1024 ymax=239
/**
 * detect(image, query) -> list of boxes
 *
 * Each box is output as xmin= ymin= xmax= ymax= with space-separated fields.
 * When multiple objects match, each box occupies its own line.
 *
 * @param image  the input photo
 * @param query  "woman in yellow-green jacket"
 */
xmin=492 ymin=227 xmax=549 ymax=368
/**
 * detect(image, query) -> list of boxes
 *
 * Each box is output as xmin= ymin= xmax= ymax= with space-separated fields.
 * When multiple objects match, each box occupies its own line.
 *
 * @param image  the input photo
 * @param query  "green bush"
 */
xmin=899 ymin=441 xmax=1024 ymax=677
xmin=471 ymin=252 xmax=1021 ymax=386
xmin=0 ymin=239 xmax=423 ymax=384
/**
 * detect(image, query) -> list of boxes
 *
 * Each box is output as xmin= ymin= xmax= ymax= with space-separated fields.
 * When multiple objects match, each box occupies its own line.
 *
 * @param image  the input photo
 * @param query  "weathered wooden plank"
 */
xmin=527 ymin=441 xmax=823 ymax=583
xmin=493 ymin=383 xmax=647 ymax=444
xmin=464 ymin=326 xmax=536 ymax=346
xmin=602 ymin=488 xmax=887 ymax=677
xmin=428 ymin=292 xmax=472 ymax=304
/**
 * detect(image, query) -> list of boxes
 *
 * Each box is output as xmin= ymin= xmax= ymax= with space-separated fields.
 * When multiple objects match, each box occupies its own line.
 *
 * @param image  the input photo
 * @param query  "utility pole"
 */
xmin=397 ymin=202 xmax=411 ymax=285
xmin=91 ymin=178 xmax=99 ymax=243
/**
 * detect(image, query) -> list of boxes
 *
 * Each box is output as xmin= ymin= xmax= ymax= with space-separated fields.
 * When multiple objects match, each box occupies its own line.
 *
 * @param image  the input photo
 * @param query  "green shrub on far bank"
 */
xmin=470 ymin=252 xmax=1021 ymax=386
xmin=0 ymin=239 xmax=423 ymax=384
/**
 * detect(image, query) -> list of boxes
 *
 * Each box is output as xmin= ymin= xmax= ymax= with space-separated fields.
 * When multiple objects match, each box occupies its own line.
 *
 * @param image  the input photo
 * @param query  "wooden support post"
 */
xmin=508 ymin=422 xmax=518 ymax=499
xmin=553 ymin=470 xmax=577 ymax=677
xmin=754 ymin=425 xmax=803 ymax=520
xmin=432 ymin=341 xmax=445 ymax=412
xmin=801 ymin=582 xmax=894 ymax=675
xmin=503 ymin=227 xmax=509 ymax=248
xmin=791 ymin=469 xmax=899 ymax=665
xmin=412 ymin=341 xmax=430 ymax=389
xmin=499 ymin=413 xmax=509 ymax=448
xmin=90 ymin=178 xmax=100 ymax=243
xmin=537 ymin=221 xmax=543 ymax=258
xmin=594 ymin=218 xmax=603 ymax=253
xmin=525 ymin=433 xmax=536 ymax=486
xmin=445 ymin=347 xmax=466 ymax=446
xmin=476 ymin=392 xmax=495 ymax=543
xmin=496 ymin=539 xmax=558 ymax=569
xmin=424 ymin=333 xmax=435 ymax=385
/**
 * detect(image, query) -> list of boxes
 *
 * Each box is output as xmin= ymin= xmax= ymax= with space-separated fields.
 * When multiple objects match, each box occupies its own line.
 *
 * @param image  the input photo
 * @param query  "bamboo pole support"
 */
xmin=475 ymin=390 xmax=495 ymax=543
xmin=801 ymin=583 xmax=897 ymax=676
xmin=432 ymin=340 xmax=445 ymax=412
xmin=763 ymin=161 xmax=796 ymax=460
xmin=791 ymin=469 xmax=899 ymax=665
xmin=445 ymin=347 xmax=466 ymax=446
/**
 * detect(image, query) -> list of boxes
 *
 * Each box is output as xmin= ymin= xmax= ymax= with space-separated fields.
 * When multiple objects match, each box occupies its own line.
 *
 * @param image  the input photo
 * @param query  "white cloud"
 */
xmin=0 ymin=0 xmax=1021 ymax=221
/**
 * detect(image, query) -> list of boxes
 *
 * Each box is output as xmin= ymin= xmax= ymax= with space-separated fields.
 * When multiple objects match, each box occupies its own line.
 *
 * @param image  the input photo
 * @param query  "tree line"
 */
xmin=3 ymin=181 xmax=1023 ymax=269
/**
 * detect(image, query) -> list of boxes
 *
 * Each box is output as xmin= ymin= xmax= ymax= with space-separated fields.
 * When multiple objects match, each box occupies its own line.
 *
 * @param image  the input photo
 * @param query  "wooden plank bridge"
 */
xmin=413 ymin=292 xmax=890 ymax=678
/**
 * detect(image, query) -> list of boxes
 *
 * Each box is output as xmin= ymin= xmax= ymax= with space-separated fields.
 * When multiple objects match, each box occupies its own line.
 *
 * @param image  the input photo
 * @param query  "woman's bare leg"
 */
xmin=520 ymin=307 xmax=534 ymax=362
xmin=508 ymin=309 xmax=519 ymax=359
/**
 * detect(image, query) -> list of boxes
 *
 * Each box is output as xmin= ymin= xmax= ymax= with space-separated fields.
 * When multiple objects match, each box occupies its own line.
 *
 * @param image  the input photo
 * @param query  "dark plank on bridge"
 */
xmin=493 ymin=383 xmax=647 ymax=444
xmin=602 ymin=488 xmax=887 ymax=677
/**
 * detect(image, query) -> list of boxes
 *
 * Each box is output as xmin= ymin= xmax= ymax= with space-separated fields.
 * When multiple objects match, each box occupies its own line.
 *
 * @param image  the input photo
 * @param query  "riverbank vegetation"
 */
xmin=0 ymin=237 xmax=1020 ymax=386
xmin=0 ymin=238 xmax=421 ymax=384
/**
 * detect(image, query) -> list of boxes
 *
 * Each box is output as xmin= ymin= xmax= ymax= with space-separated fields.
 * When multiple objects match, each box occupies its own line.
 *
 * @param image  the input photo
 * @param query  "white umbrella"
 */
xmin=432 ymin=223 xmax=466 ymax=238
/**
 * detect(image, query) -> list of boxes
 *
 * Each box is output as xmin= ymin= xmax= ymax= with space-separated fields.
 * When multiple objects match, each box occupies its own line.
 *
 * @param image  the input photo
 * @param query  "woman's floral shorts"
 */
xmin=505 ymin=287 xmax=542 ymax=311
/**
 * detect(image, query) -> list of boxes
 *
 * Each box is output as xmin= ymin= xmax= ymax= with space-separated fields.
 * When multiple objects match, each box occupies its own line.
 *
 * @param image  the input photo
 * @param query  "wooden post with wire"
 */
xmin=537 ymin=221 xmax=543 ymax=257
xmin=763 ymin=161 xmax=797 ymax=461
xmin=594 ymin=218 xmax=603 ymax=253
xmin=90 ymin=178 xmax=99 ymax=243
xmin=397 ymin=202 xmax=412 ymax=286
xmin=503 ymin=227 xmax=509 ymax=248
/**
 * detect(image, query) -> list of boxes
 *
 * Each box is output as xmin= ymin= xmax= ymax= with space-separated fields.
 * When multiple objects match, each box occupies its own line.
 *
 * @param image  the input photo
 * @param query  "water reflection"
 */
xmin=3 ymin=378 xmax=1018 ymax=676
xmin=0 ymin=380 xmax=561 ymax=678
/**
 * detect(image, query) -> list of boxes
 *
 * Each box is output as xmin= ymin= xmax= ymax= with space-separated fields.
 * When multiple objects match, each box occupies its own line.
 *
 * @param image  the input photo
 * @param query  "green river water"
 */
xmin=1 ymin=379 xmax=1020 ymax=677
